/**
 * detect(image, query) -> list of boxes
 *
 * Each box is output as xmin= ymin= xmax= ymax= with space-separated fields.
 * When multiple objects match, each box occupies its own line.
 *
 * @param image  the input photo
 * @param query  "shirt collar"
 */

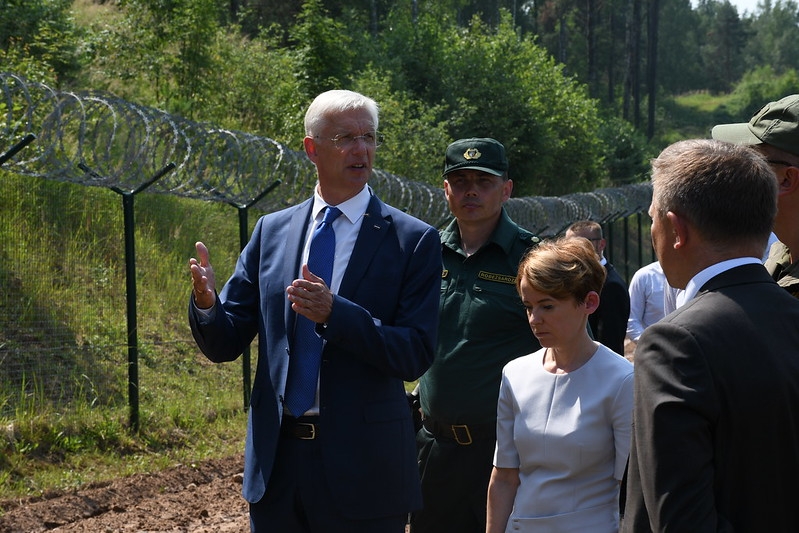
xmin=677 ymin=257 xmax=761 ymax=307
xmin=312 ymin=185 xmax=371 ymax=224
xmin=441 ymin=207 xmax=518 ymax=255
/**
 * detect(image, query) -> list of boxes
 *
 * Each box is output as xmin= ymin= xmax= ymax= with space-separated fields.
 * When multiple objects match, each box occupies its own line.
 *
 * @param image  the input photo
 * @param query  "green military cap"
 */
xmin=711 ymin=94 xmax=799 ymax=157
xmin=443 ymin=137 xmax=508 ymax=177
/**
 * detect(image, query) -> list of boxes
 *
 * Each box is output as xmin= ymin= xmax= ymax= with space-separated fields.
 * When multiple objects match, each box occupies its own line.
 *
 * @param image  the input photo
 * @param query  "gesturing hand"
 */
xmin=189 ymin=241 xmax=217 ymax=309
xmin=286 ymin=264 xmax=333 ymax=324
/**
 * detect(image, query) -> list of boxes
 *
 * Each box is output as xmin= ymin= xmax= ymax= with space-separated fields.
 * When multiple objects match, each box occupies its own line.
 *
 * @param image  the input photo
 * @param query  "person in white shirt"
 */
xmin=626 ymin=261 xmax=667 ymax=343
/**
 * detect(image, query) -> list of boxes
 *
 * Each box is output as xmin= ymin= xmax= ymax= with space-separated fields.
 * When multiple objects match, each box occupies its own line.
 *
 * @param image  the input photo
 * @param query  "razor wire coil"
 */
xmin=0 ymin=71 xmax=650 ymax=234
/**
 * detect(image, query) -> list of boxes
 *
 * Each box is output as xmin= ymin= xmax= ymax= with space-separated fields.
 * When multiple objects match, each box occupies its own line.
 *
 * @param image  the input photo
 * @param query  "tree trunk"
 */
xmin=587 ymin=0 xmax=597 ymax=97
xmin=646 ymin=0 xmax=660 ymax=139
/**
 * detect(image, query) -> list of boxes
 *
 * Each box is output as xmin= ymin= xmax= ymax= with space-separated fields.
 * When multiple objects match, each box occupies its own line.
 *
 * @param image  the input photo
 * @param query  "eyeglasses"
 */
xmin=317 ymin=132 xmax=384 ymax=150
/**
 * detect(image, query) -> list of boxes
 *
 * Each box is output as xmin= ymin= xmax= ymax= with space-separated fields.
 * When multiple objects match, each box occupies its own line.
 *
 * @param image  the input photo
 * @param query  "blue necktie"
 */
xmin=285 ymin=206 xmax=342 ymax=415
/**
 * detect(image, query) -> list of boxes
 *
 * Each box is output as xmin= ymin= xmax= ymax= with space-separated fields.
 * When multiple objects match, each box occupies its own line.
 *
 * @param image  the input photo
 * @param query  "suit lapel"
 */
xmin=338 ymin=195 xmax=390 ymax=299
xmin=284 ymin=200 xmax=314 ymax=336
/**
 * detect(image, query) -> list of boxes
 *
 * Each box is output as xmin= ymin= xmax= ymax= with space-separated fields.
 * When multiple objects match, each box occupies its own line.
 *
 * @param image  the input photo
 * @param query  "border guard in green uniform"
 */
xmin=410 ymin=138 xmax=541 ymax=533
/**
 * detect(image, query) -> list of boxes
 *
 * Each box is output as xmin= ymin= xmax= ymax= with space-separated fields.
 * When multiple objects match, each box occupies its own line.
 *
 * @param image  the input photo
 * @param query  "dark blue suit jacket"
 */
xmin=189 ymin=193 xmax=441 ymax=519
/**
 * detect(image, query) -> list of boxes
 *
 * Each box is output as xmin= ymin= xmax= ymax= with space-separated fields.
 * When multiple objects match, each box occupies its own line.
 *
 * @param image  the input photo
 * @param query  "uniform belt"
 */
xmin=281 ymin=416 xmax=319 ymax=440
xmin=422 ymin=417 xmax=495 ymax=445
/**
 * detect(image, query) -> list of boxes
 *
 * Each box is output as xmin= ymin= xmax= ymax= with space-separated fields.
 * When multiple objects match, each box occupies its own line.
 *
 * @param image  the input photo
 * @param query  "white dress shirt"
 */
xmin=626 ymin=261 xmax=667 ymax=342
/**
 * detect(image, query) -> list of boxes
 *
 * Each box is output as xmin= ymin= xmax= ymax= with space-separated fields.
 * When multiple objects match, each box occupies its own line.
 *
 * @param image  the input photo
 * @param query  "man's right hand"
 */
xmin=189 ymin=241 xmax=216 ymax=309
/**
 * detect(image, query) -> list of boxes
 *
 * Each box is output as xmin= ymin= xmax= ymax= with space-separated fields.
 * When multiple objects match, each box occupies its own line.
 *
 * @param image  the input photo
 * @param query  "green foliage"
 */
xmin=83 ymin=0 xmax=225 ymax=114
xmin=169 ymin=26 xmax=308 ymax=143
xmin=289 ymin=0 xmax=356 ymax=99
xmin=377 ymin=2 xmax=455 ymax=103
xmin=433 ymin=12 xmax=609 ymax=195
xmin=726 ymin=66 xmax=799 ymax=118
xmin=696 ymin=0 xmax=747 ymax=92
xmin=364 ymin=6 xmax=613 ymax=194
xmin=658 ymin=0 xmax=706 ymax=94
xmin=743 ymin=0 xmax=799 ymax=76
xmin=598 ymin=115 xmax=652 ymax=184
xmin=0 ymin=0 xmax=83 ymax=83
xmin=352 ymin=68 xmax=452 ymax=185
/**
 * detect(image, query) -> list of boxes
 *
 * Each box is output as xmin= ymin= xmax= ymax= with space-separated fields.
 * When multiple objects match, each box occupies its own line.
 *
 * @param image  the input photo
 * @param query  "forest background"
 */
xmin=7 ymin=0 xmax=799 ymax=195
xmin=2 ymin=0 xmax=799 ymax=504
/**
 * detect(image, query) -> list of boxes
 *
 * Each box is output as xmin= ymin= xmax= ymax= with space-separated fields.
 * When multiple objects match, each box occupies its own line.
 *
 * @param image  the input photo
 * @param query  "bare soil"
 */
xmin=0 ymin=456 xmax=413 ymax=533
xmin=0 ymin=456 xmax=249 ymax=532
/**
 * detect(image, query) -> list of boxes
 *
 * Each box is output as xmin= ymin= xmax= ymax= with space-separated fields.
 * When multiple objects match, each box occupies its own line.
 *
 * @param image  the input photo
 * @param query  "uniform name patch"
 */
xmin=478 ymin=271 xmax=516 ymax=285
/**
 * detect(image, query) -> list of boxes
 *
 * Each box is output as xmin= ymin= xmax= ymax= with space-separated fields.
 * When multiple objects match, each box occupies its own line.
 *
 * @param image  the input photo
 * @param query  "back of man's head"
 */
xmin=565 ymin=220 xmax=604 ymax=257
xmin=651 ymin=139 xmax=777 ymax=249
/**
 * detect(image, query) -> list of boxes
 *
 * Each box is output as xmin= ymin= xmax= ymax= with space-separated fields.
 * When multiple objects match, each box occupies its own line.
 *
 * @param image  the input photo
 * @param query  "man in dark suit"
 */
xmin=188 ymin=90 xmax=441 ymax=532
xmin=622 ymin=139 xmax=799 ymax=532
xmin=565 ymin=220 xmax=630 ymax=355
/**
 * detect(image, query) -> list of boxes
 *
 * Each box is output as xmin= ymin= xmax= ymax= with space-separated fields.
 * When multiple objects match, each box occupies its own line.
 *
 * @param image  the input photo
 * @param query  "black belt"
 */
xmin=422 ymin=417 xmax=495 ymax=446
xmin=281 ymin=416 xmax=320 ymax=440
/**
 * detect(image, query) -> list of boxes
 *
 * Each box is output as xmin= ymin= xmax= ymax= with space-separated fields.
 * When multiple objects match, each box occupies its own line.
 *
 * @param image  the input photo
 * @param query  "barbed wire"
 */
xmin=0 ymin=72 xmax=650 ymax=234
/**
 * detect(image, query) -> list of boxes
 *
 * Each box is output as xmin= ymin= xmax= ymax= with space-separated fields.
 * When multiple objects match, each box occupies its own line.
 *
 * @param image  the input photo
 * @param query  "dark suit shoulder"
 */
xmin=605 ymin=263 xmax=627 ymax=285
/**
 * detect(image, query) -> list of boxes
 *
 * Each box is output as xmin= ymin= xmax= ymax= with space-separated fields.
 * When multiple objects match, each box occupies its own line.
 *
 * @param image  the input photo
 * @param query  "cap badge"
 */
xmin=463 ymin=148 xmax=482 ymax=160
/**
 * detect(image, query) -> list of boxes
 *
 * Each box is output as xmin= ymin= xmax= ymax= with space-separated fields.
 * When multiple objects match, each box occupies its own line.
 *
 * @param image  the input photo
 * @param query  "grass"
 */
xmin=0 ymin=358 xmax=249 ymax=501
xmin=71 ymin=0 xmax=121 ymax=28
xmin=653 ymin=91 xmax=739 ymax=147
xmin=0 ymin=171 xmax=248 ymax=503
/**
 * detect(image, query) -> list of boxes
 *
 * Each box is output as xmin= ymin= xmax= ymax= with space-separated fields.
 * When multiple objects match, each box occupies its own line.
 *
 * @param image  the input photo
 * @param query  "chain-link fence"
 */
xmin=0 ymin=72 xmax=654 ymax=428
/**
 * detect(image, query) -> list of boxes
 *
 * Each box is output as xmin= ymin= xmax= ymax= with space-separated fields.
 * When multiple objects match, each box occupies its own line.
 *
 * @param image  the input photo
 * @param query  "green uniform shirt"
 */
xmin=765 ymin=241 xmax=799 ymax=298
xmin=419 ymin=208 xmax=541 ymax=425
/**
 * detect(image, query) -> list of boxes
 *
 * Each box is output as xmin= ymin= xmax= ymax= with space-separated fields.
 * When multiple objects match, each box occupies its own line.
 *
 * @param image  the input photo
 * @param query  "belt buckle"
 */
xmin=451 ymin=424 xmax=472 ymax=446
xmin=297 ymin=422 xmax=316 ymax=440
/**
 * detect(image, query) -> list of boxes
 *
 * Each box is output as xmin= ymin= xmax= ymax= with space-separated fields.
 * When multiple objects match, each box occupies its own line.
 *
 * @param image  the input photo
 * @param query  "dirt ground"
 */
xmin=0 ymin=455 xmax=414 ymax=533
xmin=0 ymin=456 xmax=249 ymax=532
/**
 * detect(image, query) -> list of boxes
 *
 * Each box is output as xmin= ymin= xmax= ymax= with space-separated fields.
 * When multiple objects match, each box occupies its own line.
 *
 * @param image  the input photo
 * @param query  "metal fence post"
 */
xmin=222 ymin=179 xmax=281 ymax=410
xmin=79 ymin=161 xmax=176 ymax=432
xmin=0 ymin=134 xmax=36 ymax=166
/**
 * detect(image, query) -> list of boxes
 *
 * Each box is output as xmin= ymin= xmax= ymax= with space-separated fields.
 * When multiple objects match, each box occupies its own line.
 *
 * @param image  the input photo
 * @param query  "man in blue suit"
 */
xmin=188 ymin=89 xmax=442 ymax=532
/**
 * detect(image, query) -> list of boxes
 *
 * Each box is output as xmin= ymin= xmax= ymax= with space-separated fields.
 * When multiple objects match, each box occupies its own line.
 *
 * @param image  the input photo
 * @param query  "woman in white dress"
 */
xmin=486 ymin=237 xmax=633 ymax=533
